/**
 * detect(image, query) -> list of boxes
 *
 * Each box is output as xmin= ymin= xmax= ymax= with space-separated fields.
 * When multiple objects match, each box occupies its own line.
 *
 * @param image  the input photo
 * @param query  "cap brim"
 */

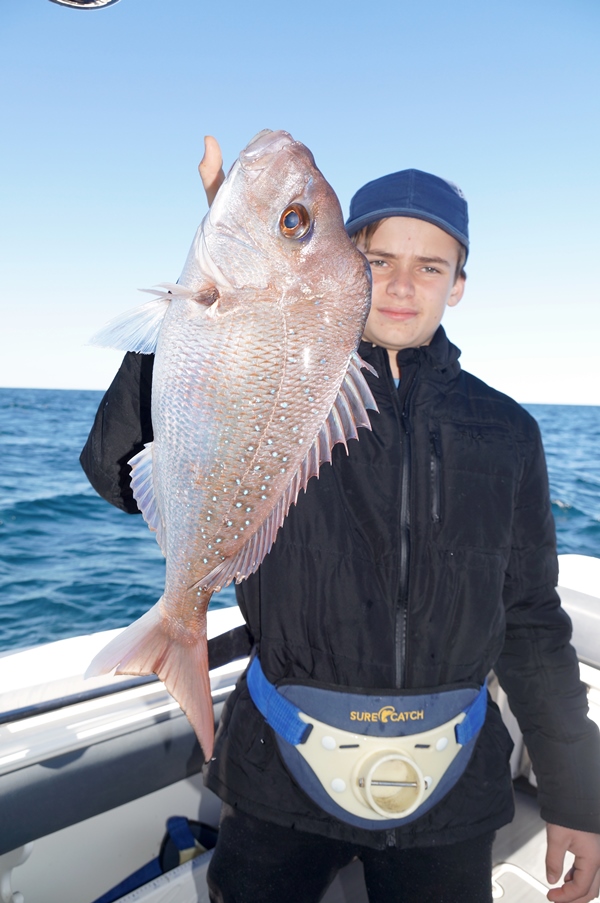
xmin=345 ymin=207 xmax=469 ymax=254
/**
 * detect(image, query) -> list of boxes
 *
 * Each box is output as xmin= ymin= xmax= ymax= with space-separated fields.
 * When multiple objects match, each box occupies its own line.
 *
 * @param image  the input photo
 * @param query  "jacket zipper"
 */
xmin=394 ymin=363 xmax=419 ymax=689
xmin=430 ymin=431 xmax=442 ymax=524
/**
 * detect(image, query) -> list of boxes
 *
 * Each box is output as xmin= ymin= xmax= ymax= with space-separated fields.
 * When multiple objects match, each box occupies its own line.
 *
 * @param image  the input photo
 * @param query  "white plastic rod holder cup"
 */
xmin=354 ymin=752 xmax=425 ymax=818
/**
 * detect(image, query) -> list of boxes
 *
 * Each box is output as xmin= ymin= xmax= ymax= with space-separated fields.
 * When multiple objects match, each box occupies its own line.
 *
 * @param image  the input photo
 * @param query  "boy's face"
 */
xmin=356 ymin=217 xmax=465 ymax=364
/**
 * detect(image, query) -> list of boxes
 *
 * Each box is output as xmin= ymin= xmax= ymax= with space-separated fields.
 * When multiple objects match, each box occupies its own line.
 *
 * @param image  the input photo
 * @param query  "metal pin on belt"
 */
xmin=358 ymin=779 xmax=419 ymax=788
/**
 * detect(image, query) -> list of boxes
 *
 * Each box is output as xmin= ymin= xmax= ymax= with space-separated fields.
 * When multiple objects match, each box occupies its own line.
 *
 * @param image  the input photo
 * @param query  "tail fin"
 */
xmin=86 ymin=600 xmax=215 ymax=758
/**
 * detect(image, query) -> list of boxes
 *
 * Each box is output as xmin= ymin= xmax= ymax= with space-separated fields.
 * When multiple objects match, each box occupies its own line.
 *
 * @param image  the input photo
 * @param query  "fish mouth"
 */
xmin=239 ymin=129 xmax=295 ymax=170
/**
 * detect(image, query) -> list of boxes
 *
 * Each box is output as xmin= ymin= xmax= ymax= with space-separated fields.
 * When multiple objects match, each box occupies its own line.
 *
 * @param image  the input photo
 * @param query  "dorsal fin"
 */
xmin=197 ymin=351 xmax=378 ymax=593
xmin=129 ymin=443 xmax=166 ymax=554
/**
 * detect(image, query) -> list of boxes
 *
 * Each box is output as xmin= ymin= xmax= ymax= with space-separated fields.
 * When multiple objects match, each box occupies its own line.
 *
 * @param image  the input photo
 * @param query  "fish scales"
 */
xmin=155 ymin=303 xmax=355 ymax=588
xmin=86 ymin=129 xmax=376 ymax=756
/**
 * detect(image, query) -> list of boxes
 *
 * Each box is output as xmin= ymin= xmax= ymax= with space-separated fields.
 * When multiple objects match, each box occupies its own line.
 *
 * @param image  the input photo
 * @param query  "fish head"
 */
xmin=178 ymin=130 xmax=372 ymax=332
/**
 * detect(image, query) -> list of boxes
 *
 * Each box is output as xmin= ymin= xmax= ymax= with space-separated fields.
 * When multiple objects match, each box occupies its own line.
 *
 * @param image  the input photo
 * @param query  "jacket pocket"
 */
xmin=435 ymin=421 xmax=519 ymax=551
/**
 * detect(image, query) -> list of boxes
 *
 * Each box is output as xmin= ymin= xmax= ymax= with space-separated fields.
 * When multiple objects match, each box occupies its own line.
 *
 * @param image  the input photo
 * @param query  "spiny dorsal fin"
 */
xmin=129 ymin=443 xmax=166 ymax=554
xmin=197 ymin=351 xmax=378 ymax=593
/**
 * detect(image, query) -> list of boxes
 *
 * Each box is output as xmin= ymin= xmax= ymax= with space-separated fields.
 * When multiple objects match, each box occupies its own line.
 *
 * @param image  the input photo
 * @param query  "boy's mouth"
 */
xmin=377 ymin=306 xmax=419 ymax=321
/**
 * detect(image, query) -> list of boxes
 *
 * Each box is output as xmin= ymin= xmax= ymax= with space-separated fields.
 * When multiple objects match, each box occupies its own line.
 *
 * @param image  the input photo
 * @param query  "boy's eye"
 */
xmin=368 ymin=258 xmax=387 ymax=268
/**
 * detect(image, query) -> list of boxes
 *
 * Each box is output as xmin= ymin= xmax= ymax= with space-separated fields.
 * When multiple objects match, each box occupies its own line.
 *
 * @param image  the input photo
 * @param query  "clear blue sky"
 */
xmin=1 ymin=0 xmax=599 ymax=403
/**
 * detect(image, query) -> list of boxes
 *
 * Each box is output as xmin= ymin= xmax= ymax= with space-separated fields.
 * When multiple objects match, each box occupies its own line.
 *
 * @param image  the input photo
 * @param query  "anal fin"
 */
xmin=129 ymin=442 xmax=166 ymax=553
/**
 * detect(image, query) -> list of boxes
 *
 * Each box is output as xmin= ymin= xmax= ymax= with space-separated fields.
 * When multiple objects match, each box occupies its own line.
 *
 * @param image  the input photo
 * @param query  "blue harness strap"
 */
xmin=246 ymin=656 xmax=312 ymax=745
xmin=247 ymin=655 xmax=487 ymax=748
xmin=455 ymin=682 xmax=488 ymax=745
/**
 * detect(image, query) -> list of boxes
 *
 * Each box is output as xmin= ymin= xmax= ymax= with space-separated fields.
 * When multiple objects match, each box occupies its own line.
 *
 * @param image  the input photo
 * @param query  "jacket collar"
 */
xmin=359 ymin=326 xmax=462 ymax=381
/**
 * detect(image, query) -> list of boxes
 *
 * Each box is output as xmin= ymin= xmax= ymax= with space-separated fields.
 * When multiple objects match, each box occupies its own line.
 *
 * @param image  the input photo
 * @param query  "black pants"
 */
xmin=207 ymin=805 xmax=495 ymax=903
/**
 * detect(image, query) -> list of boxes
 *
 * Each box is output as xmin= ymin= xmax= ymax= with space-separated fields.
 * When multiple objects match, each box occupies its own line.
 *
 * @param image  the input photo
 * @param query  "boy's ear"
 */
xmin=448 ymin=274 xmax=466 ymax=308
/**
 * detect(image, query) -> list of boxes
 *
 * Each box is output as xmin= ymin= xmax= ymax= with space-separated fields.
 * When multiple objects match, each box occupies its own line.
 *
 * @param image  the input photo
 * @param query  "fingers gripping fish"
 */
xmin=86 ymin=129 xmax=377 ymax=758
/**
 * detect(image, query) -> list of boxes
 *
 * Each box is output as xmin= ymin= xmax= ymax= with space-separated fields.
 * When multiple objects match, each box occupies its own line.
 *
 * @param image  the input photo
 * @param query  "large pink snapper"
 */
xmin=87 ymin=129 xmax=376 ymax=757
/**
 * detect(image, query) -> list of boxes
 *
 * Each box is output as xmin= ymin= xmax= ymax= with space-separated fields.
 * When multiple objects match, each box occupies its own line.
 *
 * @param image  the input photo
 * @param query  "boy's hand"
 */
xmin=198 ymin=135 xmax=225 ymax=206
xmin=546 ymin=823 xmax=600 ymax=902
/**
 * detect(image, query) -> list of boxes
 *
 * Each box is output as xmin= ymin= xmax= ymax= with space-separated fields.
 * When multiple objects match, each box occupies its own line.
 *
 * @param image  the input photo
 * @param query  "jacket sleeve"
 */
xmin=495 ymin=416 xmax=600 ymax=833
xmin=80 ymin=352 xmax=154 ymax=513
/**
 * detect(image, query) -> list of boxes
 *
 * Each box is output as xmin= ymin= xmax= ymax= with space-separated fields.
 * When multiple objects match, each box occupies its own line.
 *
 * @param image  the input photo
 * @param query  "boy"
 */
xmin=81 ymin=142 xmax=600 ymax=903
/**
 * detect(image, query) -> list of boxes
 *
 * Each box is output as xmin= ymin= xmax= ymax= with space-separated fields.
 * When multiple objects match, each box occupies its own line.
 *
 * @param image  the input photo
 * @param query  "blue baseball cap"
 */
xmin=345 ymin=169 xmax=469 ymax=256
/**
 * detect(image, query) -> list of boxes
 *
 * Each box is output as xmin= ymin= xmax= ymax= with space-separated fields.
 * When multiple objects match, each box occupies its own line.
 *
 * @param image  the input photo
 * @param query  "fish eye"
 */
xmin=279 ymin=203 xmax=311 ymax=239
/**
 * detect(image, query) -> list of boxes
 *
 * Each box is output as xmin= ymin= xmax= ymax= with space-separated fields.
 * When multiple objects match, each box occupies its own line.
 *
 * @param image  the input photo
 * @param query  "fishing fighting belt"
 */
xmin=246 ymin=655 xmax=488 ymax=830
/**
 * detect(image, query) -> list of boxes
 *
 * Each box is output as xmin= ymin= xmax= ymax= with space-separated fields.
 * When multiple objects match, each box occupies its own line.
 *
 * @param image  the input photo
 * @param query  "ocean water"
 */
xmin=0 ymin=388 xmax=598 ymax=654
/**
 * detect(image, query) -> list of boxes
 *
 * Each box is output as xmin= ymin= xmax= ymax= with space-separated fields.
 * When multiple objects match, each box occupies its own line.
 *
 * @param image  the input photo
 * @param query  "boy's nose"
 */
xmin=387 ymin=270 xmax=415 ymax=298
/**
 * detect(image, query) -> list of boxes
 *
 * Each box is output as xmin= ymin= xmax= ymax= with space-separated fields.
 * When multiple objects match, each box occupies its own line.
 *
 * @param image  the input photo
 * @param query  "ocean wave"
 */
xmin=0 ymin=489 xmax=104 ymax=518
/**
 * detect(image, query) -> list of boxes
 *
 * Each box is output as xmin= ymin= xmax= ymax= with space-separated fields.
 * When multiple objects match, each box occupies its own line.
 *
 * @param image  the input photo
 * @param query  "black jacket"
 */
xmin=81 ymin=327 xmax=600 ymax=848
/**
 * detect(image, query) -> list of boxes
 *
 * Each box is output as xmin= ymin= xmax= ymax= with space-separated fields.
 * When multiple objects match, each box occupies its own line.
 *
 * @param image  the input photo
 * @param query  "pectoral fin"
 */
xmin=89 ymin=283 xmax=217 ymax=353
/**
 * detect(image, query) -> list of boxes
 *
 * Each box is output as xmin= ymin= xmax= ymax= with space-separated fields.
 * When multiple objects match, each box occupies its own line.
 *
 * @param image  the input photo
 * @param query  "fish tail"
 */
xmin=85 ymin=600 xmax=215 ymax=758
